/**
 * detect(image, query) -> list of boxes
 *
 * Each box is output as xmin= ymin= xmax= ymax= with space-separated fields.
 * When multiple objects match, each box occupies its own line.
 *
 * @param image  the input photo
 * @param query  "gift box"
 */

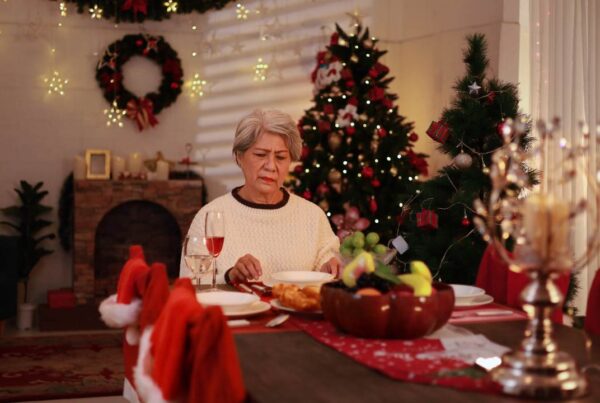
xmin=426 ymin=120 xmax=450 ymax=144
xmin=416 ymin=209 xmax=439 ymax=230
xmin=47 ymin=288 xmax=76 ymax=309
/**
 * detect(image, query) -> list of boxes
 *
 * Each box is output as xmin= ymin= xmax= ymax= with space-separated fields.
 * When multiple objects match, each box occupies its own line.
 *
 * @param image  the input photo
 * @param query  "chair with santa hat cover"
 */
xmin=98 ymin=245 xmax=170 ymax=402
xmin=584 ymin=268 xmax=600 ymax=336
xmin=476 ymin=244 xmax=570 ymax=323
xmin=135 ymin=278 xmax=247 ymax=403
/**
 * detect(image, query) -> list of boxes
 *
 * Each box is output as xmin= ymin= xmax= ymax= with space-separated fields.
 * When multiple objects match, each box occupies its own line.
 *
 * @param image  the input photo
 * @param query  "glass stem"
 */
xmin=195 ymin=274 xmax=202 ymax=293
xmin=211 ymin=259 xmax=218 ymax=289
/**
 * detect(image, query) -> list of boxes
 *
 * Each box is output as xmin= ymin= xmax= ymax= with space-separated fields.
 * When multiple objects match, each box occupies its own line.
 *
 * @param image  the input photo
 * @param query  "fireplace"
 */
xmin=74 ymin=180 xmax=203 ymax=303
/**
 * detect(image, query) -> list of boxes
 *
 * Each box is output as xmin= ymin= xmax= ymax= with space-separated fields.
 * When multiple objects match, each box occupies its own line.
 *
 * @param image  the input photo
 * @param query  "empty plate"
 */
xmin=223 ymin=301 xmax=271 ymax=317
xmin=454 ymin=294 xmax=494 ymax=307
xmin=196 ymin=291 xmax=259 ymax=308
xmin=449 ymin=284 xmax=485 ymax=301
xmin=267 ymin=271 xmax=334 ymax=286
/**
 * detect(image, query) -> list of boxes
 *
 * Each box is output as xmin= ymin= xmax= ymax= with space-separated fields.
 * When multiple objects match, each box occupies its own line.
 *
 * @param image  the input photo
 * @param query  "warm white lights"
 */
xmin=44 ymin=71 xmax=68 ymax=96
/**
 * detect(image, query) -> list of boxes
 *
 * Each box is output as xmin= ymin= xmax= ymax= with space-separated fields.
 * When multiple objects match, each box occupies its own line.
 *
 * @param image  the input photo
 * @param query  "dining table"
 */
xmin=223 ymin=284 xmax=600 ymax=403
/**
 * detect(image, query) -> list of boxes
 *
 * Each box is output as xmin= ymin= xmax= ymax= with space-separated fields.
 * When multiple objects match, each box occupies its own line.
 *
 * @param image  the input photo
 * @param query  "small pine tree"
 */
xmin=290 ymin=24 xmax=427 ymax=243
xmin=399 ymin=34 xmax=535 ymax=284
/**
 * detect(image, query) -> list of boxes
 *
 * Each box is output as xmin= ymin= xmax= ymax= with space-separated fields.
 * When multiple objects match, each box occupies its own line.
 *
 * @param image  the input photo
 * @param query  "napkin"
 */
xmin=476 ymin=244 xmax=569 ymax=323
xmin=585 ymin=268 xmax=600 ymax=336
xmin=135 ymin=278 xmax=246 ymax=403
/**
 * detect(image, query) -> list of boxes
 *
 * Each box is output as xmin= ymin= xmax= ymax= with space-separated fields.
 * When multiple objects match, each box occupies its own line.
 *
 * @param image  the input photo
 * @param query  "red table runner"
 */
xmin=292 ymin=318 xmax=502 ymax=394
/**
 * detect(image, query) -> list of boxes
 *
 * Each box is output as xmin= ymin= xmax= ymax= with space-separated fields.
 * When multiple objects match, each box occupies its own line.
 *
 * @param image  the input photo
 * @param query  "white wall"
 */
xmin=0 ymin=0 xmax=519 ymax=304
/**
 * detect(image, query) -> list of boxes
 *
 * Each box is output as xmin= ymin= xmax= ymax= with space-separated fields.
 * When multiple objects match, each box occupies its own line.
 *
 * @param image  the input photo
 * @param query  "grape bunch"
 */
xmin=340 ymin=231 xmax=388 ymax=258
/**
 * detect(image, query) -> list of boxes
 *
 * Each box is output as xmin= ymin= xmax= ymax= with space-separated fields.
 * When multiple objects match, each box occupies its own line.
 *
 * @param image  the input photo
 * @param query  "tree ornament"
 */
xmin=331 ymin=205 xmax=370 ymax=240
xmin=416 ymin=209 xmax=439 ymax=230
xmin=369 ymin=197 xmax=378 ymax=213
xmin=453 ymin=151 xmax=473 ymax=169
xmin=486 ymin=91 xmax=496 ymax=104
xmin=361 ymin=166 xmax=374 ymax=178
xmin=328 ymin=132 xmax=342 ymax=150
xmin=468 ymin=81 xmax=481 ymax=94
xmin=316 ymin=183 xmax=330 ymax=195
xmin=328 ymin=169 xmax=342 ymax=184
xmin=497 ymin=119 xmax=511 ymax=138
xmin=461 ymin=210 xmax=471 ymax=227
xmin=426 ymin=120 xmax=450 ymax=144
xmin=302 ymin=189 xmax=312 ymax=200
xmin=318 ymin=120 xmax=331 ymax=133
xmin=345 ymin=126 xmax=356 ymax=135
xmin=376 ymin=127 xmax=388 ymax=138
xmin=409 ymin=132 xmax=419 ymax=142
xmin=96 ymin=34 xmax=183 ymax=131
xmin=371 ymin=178 xmax=381 ymax=188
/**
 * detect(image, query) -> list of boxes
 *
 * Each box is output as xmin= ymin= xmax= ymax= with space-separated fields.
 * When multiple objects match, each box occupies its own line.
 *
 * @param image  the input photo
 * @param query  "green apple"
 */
xmin=373 ymin=244 xmax=387 ymax=255
xmin=352 ymin=247 xmax=365 ymax=256
xmin=340 ymin=246 xmax=353 ymax=258
xmin=352 ymin=236 xmax=365 ymax=249
xmin=342 ymin=251 xmax=376 ymax=287
xmin=342 ymin=235 xmax=354 ymax=249
xmin=366 ymin=232 xmax=380 ymax=247
xmin=397 ymin=273 xmax=433 ymax=297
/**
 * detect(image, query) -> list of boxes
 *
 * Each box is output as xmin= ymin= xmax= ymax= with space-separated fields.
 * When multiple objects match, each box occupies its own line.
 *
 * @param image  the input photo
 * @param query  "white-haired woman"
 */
xmin=181 ymin=109 xmax=341 ymax=284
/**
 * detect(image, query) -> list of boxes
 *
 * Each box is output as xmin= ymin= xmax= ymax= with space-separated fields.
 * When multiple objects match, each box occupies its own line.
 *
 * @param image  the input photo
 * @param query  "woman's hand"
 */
xmin=228 ymin=254 xmax=263 ymax=282
xmin=320 ymin=257 xmax=342 ymax=277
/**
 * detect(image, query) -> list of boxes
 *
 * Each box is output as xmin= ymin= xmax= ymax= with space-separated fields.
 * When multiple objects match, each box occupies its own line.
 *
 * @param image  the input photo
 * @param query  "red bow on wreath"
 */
xmin=126 ymin=97 xmax=158 ymax=131
xmin=121 ymin=0 xmax=148 ymax=16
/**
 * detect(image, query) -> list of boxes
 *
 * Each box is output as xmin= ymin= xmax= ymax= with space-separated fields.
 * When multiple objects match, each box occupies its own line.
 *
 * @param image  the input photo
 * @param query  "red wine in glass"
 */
xmin=206 ymin=237 xmax=224 ymax=256
xmin=205 ymin=211 xmax=225 ymax=291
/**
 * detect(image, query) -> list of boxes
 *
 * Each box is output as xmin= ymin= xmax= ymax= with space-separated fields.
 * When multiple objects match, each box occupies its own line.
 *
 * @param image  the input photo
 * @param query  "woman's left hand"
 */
xmin=320 ymin=257 xmax=342 ymax=278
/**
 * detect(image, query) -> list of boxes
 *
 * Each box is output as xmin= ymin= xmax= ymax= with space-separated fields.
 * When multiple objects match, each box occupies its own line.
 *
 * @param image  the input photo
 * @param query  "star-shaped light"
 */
xmin=44 ymin=71 xmax=68 ymax=96
xmin=104 ymin=100 xmax=126 ymax=128
xmin=164 ymin=0 xmax=178 ymax=13
xmin=236 ymin=3 xmax=250 ymax=20
xmin=89 ymin=5 xmax=103 ymax=19
xmin=468 ymin=81 xmax=481 ymax=94
xmin=189 ymin=74 xmax=208 ymax=97
xmin=59 ymin=1 xmax=68 ymax=17
xmin=253 ymin=58 xmax=269 ymax=81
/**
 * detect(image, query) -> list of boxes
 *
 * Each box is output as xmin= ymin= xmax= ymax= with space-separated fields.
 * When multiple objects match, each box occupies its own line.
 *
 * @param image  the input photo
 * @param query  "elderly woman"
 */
xmin=181 ymin=109 xmax=341 ymax=284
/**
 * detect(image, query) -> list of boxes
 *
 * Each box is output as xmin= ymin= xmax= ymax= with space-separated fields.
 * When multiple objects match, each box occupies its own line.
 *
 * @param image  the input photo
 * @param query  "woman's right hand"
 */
xmin=228 ymin=254 xmax=263 ymax=282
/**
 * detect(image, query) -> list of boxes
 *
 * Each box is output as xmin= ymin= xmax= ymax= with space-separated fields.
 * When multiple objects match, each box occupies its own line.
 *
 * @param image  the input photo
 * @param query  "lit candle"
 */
xmin=73 ymin=156 xmax=86 ymax=180
xmin=156 ymin=160 xmax=169 ymax=180
xmin=128 ymin=152 xmax=142 ymax=175
xmin=112 ymin=156 xmax=125 ymax=180
xmin=520 ymin=193 xmax=571 ymax=270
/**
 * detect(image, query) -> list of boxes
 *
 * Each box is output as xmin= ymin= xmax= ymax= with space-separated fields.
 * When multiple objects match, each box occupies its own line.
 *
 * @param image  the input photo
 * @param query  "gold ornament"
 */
xmin=319 ymin=200 xmax=329 ymax=211
xmin=328 ymin=132 xmax=342 ymax=150
xmin=390 ymin=166 xmax=398 ymax=176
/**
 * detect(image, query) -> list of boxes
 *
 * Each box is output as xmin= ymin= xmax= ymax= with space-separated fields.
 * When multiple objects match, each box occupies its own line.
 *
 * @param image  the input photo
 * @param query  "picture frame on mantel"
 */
xmin=85 ymin=149 xmax=111 ymax=180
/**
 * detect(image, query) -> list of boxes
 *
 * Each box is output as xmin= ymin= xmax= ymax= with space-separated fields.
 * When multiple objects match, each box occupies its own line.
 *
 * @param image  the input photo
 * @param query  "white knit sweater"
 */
xmin=179 ymin=189 xmax=340 ymax=284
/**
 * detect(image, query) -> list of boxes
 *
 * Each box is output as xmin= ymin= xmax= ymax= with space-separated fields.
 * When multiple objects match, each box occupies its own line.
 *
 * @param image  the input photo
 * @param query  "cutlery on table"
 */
xmin=265 ymin=314 xmax=290 ymax=328
xmin=238 ymin=283 xmax=257 ymax=295
xmin=227 ymin=319 xmax=250 ymax=328
xmin=451 ymin=309 xmax=515 ymax=318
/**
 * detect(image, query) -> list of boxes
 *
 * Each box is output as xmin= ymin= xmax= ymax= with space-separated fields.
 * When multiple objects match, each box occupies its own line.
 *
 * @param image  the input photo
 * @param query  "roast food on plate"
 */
xmin=272 ymin=283 xmax=321 ymax=312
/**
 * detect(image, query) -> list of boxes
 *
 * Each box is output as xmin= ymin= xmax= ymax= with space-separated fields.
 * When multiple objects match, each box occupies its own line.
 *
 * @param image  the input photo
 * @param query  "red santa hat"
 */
xmin=135 ymin=279 xmax=246 ymax=403
xmin=99 ymin=245 xmax=149 ymax=345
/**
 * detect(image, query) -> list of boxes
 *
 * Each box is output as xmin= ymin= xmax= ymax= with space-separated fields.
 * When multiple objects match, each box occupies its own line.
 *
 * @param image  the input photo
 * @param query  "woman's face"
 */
xmin=238 ymin=131 xmax=292 ymax=197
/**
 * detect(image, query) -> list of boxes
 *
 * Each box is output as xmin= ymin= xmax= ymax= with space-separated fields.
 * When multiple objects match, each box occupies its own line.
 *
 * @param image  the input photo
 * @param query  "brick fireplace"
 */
xmin=73 ymin=180 xmax=203 ymax=303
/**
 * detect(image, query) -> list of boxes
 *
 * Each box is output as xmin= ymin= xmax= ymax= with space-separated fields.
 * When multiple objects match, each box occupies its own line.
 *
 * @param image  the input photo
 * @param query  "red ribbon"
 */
xmin=126 ymin=97 xmax=158 ymax=131
xmin=121 ymin=0 xmax=148 ymax=16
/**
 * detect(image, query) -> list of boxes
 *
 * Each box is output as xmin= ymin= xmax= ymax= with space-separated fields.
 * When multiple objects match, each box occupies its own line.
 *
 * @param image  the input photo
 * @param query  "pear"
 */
xmin=409 ymin=260 xmax=432 ymax=282
xmin=342 ymin=251 xmax=375 ymax=287
xmin=397 ymin=273 xmax=433 ymax=297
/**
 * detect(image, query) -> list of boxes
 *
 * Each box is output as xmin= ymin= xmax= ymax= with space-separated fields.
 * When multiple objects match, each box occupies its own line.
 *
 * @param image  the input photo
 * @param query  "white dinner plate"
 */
xmin=449 ymin=284 xmax=485 ymax=301
xmin=265 ymin=271 xmax=334 ymax=287
xmin=269 ymin=298 xmax=322 ymax=315
xmin=454 ymin=294 xmax=494 ymax=308
xmin=196 ymin=291 xmax=259 ymax=308
xmin=223 ymin=301 xmax=271 ymax=318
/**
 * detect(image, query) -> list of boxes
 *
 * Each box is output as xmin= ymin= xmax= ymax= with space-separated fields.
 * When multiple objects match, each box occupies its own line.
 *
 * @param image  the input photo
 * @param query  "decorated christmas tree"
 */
xmin=290 ymin=24 xmax=428 ymax=243
xmin=398 ymin=34 xmax=535 ymax=284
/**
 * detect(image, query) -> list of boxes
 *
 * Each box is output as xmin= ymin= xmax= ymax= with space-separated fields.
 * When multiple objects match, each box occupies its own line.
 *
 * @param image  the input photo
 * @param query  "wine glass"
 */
xmin=205 ymin=211 xmax=225 ymax=291
xmin=183 ymin=235 xmax=213 ymax=292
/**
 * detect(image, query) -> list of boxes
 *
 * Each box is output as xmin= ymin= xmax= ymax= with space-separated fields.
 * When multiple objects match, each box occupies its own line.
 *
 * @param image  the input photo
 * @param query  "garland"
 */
xmin=57 ymin=0 xmax=234 ymax=23
xmin=96 ymin=33 xmax=183 ymax=131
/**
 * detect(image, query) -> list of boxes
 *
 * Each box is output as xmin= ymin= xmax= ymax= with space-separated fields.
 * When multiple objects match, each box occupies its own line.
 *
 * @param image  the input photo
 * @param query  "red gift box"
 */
xmin=426 ymin=120 xmax=450 ymax=144
xmin=416 ymin=209 xmax=439 ymax=230
xmin=47 ymin=288 xmax=76 ymax=309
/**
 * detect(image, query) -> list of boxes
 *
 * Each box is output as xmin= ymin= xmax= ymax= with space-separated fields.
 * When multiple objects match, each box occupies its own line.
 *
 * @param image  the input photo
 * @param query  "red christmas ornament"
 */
xmin=348 ymin=97 xmax=359 ymax=106
xmin=316 ymin=183 xmax=330 ymax=195
xmin=461 ymin=215 xmax=471 ymax=227
xmin=341 ymin=68 xmax=353 ymax=80
xmin=486 ymin=91 xmax=496 ymax=104
xmin=345 ymin=126 xmax=356 ymax=135
xmin=497 ymin=120 xmax=509 ymax=137
xmin=426 ymin=120 xmax=450 ymax=144
xmin=300 ymin=146 xmax=310 ymax=160
xmin=371 ymin=179 xmax=381 ymax=188
xmin=345 ymin=80 xmax=355 ymax=88
xmin=302 ymin=189 xmax=312 ymax=200
xmin=369 ymin=197 xmax=378 ymax=213
xmin=406 ymin=149 xmax=429 ymax=176
xmin=368 ymin=68 xmax=379 ymax=78
xmin=170 ymin=82 xmax=179 ymax=89
xmin=368 ymin=86 xmax=385 ymax=102
xmin=409 ymin=132 xmax=419 ymax=142
xmin=323 ymin=104 xmax=335 ymax=115
xmin=318 ymin=120 xmax=331 ymax=133
xmin=377 ymin=127 xmax=388 ymax=138
xmin=416 ymin=209 xmax=438 ymax=230
xmin=361 ymin=166 xmax=374 ymax=178
xmin=382 ymin=98 xmax=393 ymax=109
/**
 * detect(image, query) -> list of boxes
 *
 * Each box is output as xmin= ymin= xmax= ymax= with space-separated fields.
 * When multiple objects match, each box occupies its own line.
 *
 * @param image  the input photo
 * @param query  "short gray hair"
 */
xmin=232 ymin=109 xmax=302 ymax=161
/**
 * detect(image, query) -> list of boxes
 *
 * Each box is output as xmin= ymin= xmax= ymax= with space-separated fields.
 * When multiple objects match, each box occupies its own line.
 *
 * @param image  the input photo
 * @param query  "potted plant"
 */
xmin=0 ymin=181 xmax=55 ymax=330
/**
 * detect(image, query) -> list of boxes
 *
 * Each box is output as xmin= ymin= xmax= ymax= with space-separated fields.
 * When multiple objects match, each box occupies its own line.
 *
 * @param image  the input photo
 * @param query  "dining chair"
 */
xmin=476 ymin=244 xmax=569 ymax=323
xmin=135 ymin=278 xmax=246 ymax=403
xmin=584 ymin=268 xmax=600 ymax=336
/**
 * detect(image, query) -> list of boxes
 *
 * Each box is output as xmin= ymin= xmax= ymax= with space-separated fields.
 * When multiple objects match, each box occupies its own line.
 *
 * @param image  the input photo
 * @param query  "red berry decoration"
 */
xmin=361 ymin=166 xmax=374 ymax=178
xmin=409 ymin=132 xmax=419 ymax=142
xmin=461 ymin=216 xmax=470 ymax=227
xmin=346 ymin=126 xmax=356 ymax=135
xmin=302 ymin=189 xmax=312 ymax=200
xmin=377 ymin=127 xmax=388 ymax=138
xmin=371 ymin=179 xmax=381 ymax=188
xmin=369 ymin=197 xmax=378 ymax=213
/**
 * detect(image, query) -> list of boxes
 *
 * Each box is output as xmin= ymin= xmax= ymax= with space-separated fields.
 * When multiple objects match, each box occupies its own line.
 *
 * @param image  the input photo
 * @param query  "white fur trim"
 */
xmin=134 ymin=326 xmax=175 ymax=403
xmin=99 ymin=294 xmax=142 ymax=328
xmin=126 ymin=325 xmax=140 ymax=346
xmin=123 ymin=378 xmax=141 ymax=403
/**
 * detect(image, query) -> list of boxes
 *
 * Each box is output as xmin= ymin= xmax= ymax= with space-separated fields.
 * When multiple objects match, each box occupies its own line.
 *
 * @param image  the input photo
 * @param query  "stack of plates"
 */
xmin=196 ymin=291 xmax=270 ymax=317
xmin=264 ymin=271 xmax=334 ymax=287
xmin=449 ymin=284 xmax=494 ymax=307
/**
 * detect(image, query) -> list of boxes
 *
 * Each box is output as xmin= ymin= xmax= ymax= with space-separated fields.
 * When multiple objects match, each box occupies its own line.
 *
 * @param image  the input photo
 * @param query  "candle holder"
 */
xmin=473 ymin=118 xmax=600 ymax=399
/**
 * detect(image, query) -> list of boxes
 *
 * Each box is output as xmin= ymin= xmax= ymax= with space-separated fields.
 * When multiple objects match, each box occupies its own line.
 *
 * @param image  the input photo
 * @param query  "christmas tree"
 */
xmin=290 ymin=24 xmax=428 ymax=243
xmin=399 ymin=34 xmax=535 ymax=284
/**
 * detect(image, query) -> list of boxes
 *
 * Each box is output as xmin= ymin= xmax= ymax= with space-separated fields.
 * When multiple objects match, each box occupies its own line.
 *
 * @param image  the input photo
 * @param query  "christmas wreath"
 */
xmin=96 ymin=34 xmax=183 ymax=131
xmin=56 ymin=1 xmax=234 ymax=23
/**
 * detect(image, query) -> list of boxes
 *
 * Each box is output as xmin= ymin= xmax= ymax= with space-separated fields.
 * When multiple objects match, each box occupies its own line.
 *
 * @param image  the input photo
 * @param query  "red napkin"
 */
xmin=135 ymin=278 xmax=246 ymax=403
xmin=585 ymin=268 xmax=600 ymax=336
xmin=476 ymin=244 xmax=569 ymax=323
